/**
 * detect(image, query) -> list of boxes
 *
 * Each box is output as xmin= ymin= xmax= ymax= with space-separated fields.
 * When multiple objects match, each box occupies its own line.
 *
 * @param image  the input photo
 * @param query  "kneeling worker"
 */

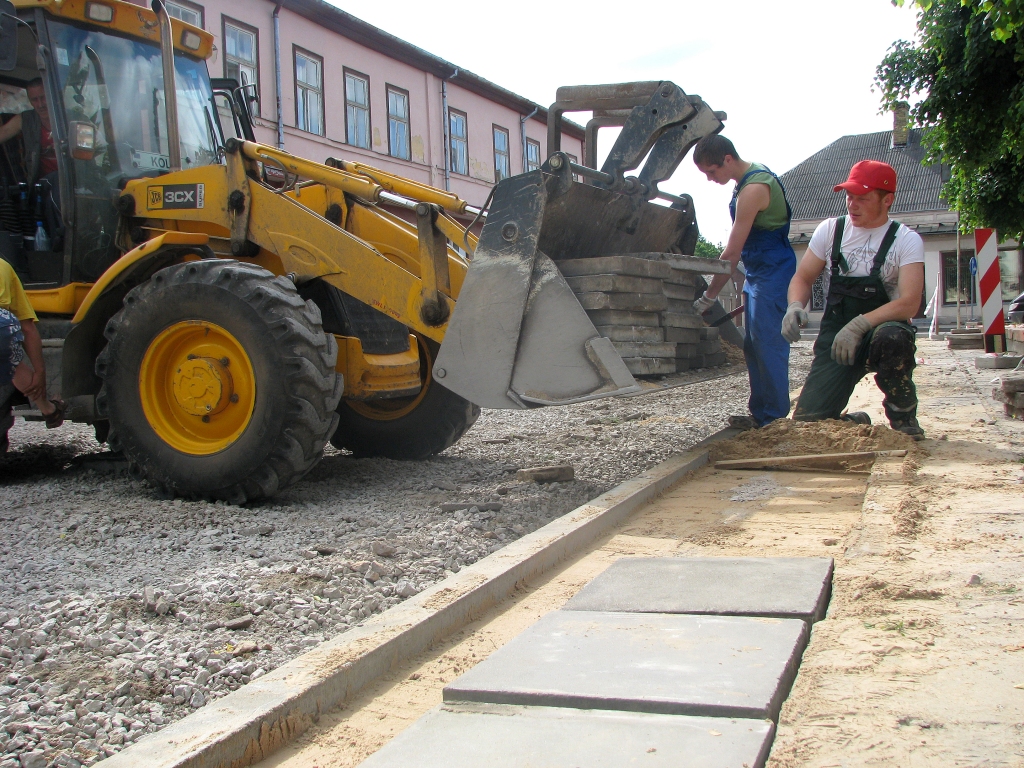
xmin=782 ymin=160 xmax=925 ymax=439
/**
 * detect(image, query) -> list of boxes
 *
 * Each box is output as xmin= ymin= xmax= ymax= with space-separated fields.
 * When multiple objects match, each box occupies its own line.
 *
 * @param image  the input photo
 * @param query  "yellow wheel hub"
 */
xmin=139 ymin=321 xmax=256 ymax=455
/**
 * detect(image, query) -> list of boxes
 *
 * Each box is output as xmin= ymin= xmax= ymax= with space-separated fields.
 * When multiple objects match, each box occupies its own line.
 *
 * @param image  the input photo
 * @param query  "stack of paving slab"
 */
xmin=558 ymin=254 xmax=728 ymax=376
xmin=359 ymin=556 xmax=834 ymax=768
xmin=946 ymin=328 xmax=985 ymax=349
xmin=993 ymin=372 xmax=1024 ymax=419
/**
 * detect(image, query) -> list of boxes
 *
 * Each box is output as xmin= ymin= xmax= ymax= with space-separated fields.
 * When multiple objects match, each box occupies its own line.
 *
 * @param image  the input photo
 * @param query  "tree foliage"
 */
xmin=694 ymin=235 xmax=723 ymax=259
xmin=876 ymin=0 xmax=1024 ymax=238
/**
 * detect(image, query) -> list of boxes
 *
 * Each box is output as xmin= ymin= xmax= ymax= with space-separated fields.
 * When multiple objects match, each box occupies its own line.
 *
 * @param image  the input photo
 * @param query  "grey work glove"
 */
xmin=830 ymin=314 xmax=873 ymax=366
xmin=781 ymin=301 xmax=809 ymax=343
xmin=693 ymin=293 xmax=716 ymax=314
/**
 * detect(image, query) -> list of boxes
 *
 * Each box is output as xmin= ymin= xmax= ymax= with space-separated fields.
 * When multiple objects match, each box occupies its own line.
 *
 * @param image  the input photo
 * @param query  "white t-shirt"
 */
xmin=808 ymin=218 xmax=924 ymax=301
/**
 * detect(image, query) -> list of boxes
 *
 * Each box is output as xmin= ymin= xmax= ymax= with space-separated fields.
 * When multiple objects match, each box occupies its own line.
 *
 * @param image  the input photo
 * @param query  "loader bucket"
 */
xmin=433 ymin=168 xmax=697 ymax=410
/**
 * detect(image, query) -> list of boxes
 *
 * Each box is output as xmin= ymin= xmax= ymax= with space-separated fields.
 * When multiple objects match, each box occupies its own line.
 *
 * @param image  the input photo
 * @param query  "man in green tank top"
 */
xmin=692 ymin=135 xmax=797 ymax=429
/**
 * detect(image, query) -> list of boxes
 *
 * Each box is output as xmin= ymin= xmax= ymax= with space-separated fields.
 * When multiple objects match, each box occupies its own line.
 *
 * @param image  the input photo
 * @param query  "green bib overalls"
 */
xmin=793 ymin=217 xmax=919 ymax=426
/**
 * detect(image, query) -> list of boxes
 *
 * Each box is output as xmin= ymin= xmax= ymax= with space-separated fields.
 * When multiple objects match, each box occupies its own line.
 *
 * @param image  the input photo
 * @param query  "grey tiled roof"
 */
xmin=779 ymin=129 xmax=950 ymax=222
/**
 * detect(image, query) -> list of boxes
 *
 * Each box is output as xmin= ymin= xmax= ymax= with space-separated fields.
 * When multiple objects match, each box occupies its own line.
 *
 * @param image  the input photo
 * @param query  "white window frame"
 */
xmin=294 ymin=48 xmax=323 ymax=136
xmin=223 ymin=18 xmax=258 ymax=115
xmin=449 ymin=109 xmax=468 ymax=176
xmin=345 ymin=70 xmax=370 ymax=149
xmin=165 ymin=0 xmax=203 ymax=28
xmin=387 ymin=85 xmax=410 ymax=160
xmin=493 ymin=125 xmax=510 ymax=182
xmin=525 ymin=138 xmax=541 ymax=172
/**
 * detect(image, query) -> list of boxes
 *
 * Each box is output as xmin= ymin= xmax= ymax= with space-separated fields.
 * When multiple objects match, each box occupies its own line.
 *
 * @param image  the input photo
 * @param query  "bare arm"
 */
xmin=863 ymin=262 xmax=924 ymax=325
xmin=0 ymin=114 xmax=22 ymax=145
xmin=19 ymin=318 xmax=47 ymax=402
xmin=705 ymin=182 xmax=770 ymax=299
xmin=788 ymin=247 xmax=827 ymax=306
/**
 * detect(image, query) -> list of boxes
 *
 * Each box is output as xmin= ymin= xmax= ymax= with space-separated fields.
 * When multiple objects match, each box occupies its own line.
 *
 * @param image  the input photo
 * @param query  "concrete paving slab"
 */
xmin=557 ymin=255 xmax=673 ymax=279
xmin=595 ymin=324 xmax=665 ymax=342
xmin=358 ymin=703 xmax=775 ymax=768
xmin=578 ymin=292 xmax=668 ymax=311
xmin=565 ymin=274 xmax=665 ymax=294
xmin=663 ymin=282 xmax=697 ymax=300
xmin=443 ymin=610 xmax=807 ymax=720
xmin=564 ymin=557 xmax=834 ymax=623
xmin=661 ymin=311 xmax=705 ymax=329
xmin=665 ymin=326 xmax=701 ymax=343
xmin=612 ymin=341 xmax=677 ymax=358
xmin=623 ymin=357 xmax=677 ymax=375
xmin=585 ymin=309 xmax=661 ymax=327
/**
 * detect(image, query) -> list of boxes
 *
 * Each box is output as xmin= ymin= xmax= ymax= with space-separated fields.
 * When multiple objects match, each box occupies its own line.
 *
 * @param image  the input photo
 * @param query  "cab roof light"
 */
xmin=181 ymin=30 xmax=202 ymax=51
xmin=84 ymin=2 xmax=115 ymax=23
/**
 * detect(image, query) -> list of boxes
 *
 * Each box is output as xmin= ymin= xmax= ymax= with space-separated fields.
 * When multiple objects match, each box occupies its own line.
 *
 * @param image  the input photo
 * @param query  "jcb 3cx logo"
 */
xmin=147 ymin=183 xmax=205 ymax=210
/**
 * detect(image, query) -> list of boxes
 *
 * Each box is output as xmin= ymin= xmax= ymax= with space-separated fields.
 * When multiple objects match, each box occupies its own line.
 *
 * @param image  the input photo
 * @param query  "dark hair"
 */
xmin=693 ymin=134 xmax=740 ymax=167
xmin=26 ymin=78 xmax=44 ymax=90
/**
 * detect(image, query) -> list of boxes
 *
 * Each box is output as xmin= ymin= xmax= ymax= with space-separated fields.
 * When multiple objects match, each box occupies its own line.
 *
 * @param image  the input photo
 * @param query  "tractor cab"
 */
xmin=0 ymin=0 xmax=223 ymax=298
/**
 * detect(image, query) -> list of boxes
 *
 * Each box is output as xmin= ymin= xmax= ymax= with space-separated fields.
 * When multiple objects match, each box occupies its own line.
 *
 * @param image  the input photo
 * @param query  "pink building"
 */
xmin=131 ymin=0 xmax=584 ymax=208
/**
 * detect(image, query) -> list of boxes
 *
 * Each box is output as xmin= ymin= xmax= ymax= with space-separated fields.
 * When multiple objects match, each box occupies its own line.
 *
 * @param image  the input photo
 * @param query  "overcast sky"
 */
xmin=330 ymin=0 xmax=921 ymax=245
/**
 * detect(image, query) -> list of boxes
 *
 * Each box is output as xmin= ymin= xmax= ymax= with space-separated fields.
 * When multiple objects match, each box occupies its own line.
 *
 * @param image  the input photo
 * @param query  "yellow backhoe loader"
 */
xmin=0 ymin=0 xmax=726 ymax=503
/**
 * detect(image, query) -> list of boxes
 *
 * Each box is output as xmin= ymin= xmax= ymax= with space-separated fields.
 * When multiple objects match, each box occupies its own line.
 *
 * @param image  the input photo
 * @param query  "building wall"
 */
xmin=156 ymin=0 xmax=581 ymax=208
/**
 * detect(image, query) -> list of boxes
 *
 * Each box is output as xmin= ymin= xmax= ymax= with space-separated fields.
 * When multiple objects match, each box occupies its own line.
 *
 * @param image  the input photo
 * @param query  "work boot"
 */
xmin=841 ymin=411 xmax=871 ymax=425
xmin=728 ymin=415 xmax=759 ymax=431
xmin=890 ymin=416 xmax=925 ymax=441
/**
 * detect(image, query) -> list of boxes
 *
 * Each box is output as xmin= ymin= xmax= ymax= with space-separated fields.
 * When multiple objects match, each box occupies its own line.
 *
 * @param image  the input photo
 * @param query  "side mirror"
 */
xmin=0 ymin=0 xmax=18 ymax=72
xmin=69 ymin=121 xmax=96 ymax=160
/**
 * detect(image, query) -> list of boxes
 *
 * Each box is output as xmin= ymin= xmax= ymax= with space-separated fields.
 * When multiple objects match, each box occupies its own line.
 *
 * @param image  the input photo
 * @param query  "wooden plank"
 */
xmin=715 ymin=450 xmax=907 ymax=471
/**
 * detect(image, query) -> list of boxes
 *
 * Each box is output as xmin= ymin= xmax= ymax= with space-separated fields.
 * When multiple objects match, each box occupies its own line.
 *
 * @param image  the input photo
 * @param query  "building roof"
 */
xmin=780 ymin=128 xmax=950 ymax=222
xmin=283 ymin=0 xmax=586 ymax=141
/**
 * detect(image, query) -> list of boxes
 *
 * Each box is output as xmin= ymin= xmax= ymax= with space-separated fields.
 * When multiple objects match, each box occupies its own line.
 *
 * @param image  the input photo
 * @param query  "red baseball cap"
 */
xmin=834 ymin=160 xmax=897 ymax=195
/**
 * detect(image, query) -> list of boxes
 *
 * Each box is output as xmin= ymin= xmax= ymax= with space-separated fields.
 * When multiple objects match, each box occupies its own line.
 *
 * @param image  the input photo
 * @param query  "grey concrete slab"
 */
xmin=557 ymin=255 xmax=673 ymax=279
xmin=661 ymin=311 xmax=705 ymax=329
xmin=358 ymin=703 xmax=775 ymax=768
xmin=612 ymin=341 xmax=677 ymax=358
xmin=565 ymin=557 xmax=834 ymax=623
xmin=665 ymin=326 xmax=701 ymax=343
xmin=443 ymin=611 xmax=807 ymax=720
xmin=585 ymin=309 xmax=661 ymax=327
xmin=623 ymin=357 xmax=677 ymax=375
xmin=578 ymin=292 xmax=669 ymax=311
xmin=663 ymin=282 xmax=697 ymax=300
xmin=565 ymin=274 xmax=665 ymax=294
xmin=595 ymin=324 xmax=665 ymax=342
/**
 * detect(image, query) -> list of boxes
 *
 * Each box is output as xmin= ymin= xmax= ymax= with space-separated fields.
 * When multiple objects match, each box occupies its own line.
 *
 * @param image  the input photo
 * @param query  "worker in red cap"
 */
xmin=782 ymin=160 xmax=926 ymax=439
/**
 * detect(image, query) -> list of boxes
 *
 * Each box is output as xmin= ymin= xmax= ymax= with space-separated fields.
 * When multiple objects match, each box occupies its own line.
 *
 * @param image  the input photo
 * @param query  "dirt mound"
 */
xmin=710 ymin=418 xmax=917 ymax=462
xmin=721 ymin=339 xmax=745 ymax=366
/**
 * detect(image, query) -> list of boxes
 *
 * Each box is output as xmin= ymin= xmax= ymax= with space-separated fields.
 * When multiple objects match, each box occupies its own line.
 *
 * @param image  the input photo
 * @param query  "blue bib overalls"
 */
xmin=730 ymin=167 xmax=797 ymax=425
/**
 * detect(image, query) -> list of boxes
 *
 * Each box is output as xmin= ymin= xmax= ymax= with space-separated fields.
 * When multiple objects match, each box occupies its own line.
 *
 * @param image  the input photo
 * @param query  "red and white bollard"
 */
xmin=975 ymin=228 xmax=1006 ymax=354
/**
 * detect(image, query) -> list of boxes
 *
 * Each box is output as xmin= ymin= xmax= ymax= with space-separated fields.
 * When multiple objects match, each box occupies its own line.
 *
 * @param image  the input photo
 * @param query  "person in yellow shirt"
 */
xmin=1 ymin=259 xmax=63 ymax=452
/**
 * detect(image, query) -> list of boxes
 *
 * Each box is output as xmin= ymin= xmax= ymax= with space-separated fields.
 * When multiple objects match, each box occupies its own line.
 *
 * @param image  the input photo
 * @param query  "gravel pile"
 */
xmin=0 ymin=342 xmax=814 ymax=766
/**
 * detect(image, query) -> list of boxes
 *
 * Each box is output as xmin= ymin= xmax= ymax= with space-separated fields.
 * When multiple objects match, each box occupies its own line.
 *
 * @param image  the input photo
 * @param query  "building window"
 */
xmin=449 ymin=109 xmax=467 ymax=175
xmin=567 ymin=152 xmax=578 ymax=181
xmin=525 ymin=138 xmax=541 ymax=172
xmin=1000 ymin=251 xmax=1021 ymax=300
xmin=294 ymin=49 xmax=323 ymax=136
xmin=493 ymin=125 xmax=510 ymax=182
xmin=345 ymin=70 xmax=370 ymax=149
xmin=166 ymin=0 xmax=203 ymax=27
xmin=223 ymin=18 xmax=258 ymax=113
xmin=941 ymin=249 xmax=976 ymax=306
xmin=386 ymin=85 xmax=409 ymax=160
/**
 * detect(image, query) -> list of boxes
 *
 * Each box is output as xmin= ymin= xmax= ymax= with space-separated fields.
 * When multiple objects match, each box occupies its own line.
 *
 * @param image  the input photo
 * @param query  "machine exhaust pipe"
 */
xmin=152 ymin=0 xmax=181 ymax=171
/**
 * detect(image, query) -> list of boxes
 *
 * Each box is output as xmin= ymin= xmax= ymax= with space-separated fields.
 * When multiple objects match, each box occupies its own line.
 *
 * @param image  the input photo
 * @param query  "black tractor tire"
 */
xmin=95 ymin=260 xmax=342 ymax=503
xmin=331 ymin=338 xmax=479 ymax=459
